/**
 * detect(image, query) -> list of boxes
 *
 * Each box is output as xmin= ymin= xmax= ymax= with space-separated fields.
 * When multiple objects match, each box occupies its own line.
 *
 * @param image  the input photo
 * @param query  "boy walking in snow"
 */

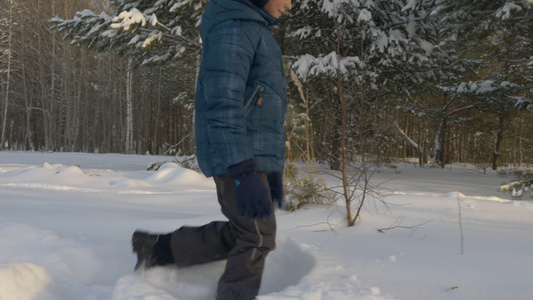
xmin=131 ymin=0 xmax=292 ymax=299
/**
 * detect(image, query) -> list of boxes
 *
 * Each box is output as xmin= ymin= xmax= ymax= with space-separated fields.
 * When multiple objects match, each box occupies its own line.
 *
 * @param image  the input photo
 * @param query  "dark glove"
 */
xmin=228 ymin=159 xmax=272 ymax=220
xmin=267 ymin=172 xmax=284 ymax=208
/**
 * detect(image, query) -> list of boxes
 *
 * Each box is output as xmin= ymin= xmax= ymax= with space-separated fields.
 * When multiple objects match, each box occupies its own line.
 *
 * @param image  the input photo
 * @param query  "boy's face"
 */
xmin=262 ymin=0 xmax=292 ymax=19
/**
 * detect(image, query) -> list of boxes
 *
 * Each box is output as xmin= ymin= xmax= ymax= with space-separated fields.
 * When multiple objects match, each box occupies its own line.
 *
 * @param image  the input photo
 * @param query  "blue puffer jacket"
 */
xmin=194 ymin=0 xmax=287 ymax=177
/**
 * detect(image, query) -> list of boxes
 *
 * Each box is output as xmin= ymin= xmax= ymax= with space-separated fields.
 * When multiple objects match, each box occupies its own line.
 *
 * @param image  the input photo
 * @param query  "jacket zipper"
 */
xmin=244 ymin=85 xmax=264 ymax=111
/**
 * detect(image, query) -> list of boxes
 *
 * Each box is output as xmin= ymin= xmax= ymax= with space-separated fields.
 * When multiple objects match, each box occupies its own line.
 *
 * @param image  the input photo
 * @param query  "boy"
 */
xmin=131 ymin=0 xmax=292 ymax=299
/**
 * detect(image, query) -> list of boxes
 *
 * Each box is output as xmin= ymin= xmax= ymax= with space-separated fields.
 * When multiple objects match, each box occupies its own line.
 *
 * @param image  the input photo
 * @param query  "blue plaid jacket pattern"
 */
xmin=194 ymin=0 xmax=287 ymax=177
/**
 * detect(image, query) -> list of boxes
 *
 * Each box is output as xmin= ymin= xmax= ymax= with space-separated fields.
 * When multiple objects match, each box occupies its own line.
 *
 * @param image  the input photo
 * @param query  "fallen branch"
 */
xmin=377 ymin=218 xmax=432 ymax=235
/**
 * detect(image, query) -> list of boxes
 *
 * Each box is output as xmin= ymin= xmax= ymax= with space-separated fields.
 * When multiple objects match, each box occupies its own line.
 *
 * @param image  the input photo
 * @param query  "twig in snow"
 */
xmin=377 ymin=217 xmax=432 ymax=237
xmin=290 ymin=209 xmax=344 ymax=233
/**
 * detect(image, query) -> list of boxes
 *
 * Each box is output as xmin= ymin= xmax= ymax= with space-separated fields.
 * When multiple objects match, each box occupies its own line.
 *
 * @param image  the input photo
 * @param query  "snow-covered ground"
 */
xmin=0 ymin=151 xmax=531 ymax=300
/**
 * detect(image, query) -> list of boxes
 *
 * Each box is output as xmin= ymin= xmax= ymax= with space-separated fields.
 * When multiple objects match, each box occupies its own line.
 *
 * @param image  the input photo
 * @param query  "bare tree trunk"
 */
xmin=48 ymin=0 xmax=58 ymax=151
xmin=110 ymin=55 xmax=118 ymax=152
xmin=154 ymin=67 xmax=162 ymax=154
xmin=61 ymin=42 xmax=70 ymax=150
xmin=332 ymin=20 xmax=354 ymax=227
xmin=337 ymin=65 xmax=352 ymax=226
xmin=516 ymin=115 xmax=524 ymax=166
xmin=81 ymin=49 xmax=89 ymax=152
xmin=61 ymin=0 xmax=77 ymax=151
xmin=125 ymin=57 xmax=134 ymax=154
xmin=1 ymin=0 xmax=14 ymax=149
xmin=392 ymin=118 xmax=423 ymax=160
xmin=492 ymin=115 xmax=505 ymax=170
xmin=328 ymin=118 xmax=342 ymax=171
xmin=71 ymin=48 xmax=83 ymax=151
xmin=437 ymin=117 xmax=447 ymax=168
xmin=20 ymin=14 xmax=35 ymax=151
xmin=37 ymin=0 xmax=51 ymax=151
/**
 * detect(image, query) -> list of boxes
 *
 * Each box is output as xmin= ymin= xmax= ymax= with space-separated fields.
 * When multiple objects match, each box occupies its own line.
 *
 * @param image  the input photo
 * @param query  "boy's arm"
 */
xmin=202 ymin=22 xmax=257 ymax=172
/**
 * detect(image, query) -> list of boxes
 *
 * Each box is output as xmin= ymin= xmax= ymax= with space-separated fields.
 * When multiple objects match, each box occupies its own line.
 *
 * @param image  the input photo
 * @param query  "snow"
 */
xmin=358 ymin=9 xmax=372 ymax=23
xmin=292 ymin=53 xmax=364 ymax=81
xmin=402 ymin=0 xmax=418 ymax=12
xmin=439 ymin=80 xmax=516 ymax=95
xmin=495 ymin=2 xmax=523 ymax=20
xmin=405 ymin=20 xmax=416 ymax=38
xmin=419 ymin=39 xmax=434 ymax=54
xmin=142 ymin=32 xmax=162 ymax=49
xmin=372 ymin=29 xmax=389 ymax=53
xmin=1 ymin=151 xmax=532 ymax=300
xmin=0 ymin=262 xmax=55 ymax=300
xmin=111 ymin=8 xmax=146 ymax=31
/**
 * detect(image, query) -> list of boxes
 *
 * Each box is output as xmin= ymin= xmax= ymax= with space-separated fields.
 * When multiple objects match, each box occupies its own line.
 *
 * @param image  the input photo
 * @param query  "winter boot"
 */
xmin=132 ymin=230 xmax=174 ymax=271
xmin=132 ymin=230 xmax=159 ymax=270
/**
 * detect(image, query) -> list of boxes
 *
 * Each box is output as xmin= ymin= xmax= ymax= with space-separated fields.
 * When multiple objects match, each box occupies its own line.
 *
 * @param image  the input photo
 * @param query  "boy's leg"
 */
xmin=169 ymin=174 xmax=238 ymax=266
xmin=169 ymin=220 xmax=235 ymax=267
xmin=169 ymin=173 xmax=276 ymax=300
xmin=214 ymin=173 xmax=276 ymax=300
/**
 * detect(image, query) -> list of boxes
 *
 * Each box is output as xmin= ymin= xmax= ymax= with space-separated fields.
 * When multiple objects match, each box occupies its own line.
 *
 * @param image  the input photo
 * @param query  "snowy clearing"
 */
xmin=0 ymin=151 xmax=532 ymax=300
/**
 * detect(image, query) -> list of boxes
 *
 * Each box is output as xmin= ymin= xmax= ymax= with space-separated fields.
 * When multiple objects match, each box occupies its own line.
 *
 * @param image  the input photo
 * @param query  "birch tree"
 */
xmin=1 ymin=0 xmax=14 ymax=149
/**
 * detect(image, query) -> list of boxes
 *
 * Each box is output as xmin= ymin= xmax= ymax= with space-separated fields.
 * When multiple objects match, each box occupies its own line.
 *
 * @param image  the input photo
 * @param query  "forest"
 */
xmin=1 ymin=0 xmax=532 ymax=171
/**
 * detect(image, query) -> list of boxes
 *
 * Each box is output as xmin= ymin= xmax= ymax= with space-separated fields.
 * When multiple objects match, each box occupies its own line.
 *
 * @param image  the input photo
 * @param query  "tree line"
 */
xmin=1 ymin=0 xmax=532 ymax=171
xmin=0 ymin=0 xmax=197 ymax=155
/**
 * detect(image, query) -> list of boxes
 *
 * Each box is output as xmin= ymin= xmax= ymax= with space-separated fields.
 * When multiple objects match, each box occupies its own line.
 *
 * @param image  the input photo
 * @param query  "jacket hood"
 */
xmin=200 ymin=0 xmax=279 ymax=38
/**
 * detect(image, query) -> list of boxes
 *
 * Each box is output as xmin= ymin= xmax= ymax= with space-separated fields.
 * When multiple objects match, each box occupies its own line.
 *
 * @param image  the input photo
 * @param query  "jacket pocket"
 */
xmin=244 ymin=84 xmax=264 ymax=116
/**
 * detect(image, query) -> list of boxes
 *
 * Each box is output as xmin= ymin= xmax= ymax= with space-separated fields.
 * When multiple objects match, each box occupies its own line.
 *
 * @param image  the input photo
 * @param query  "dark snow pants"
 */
xmin=169 ymin=173 xmax=276 ymax=300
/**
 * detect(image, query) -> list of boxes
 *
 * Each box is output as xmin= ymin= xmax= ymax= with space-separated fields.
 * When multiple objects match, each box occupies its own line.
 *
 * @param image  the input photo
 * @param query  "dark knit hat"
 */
xmin=249 ymin=0 xmax=269 ymax=8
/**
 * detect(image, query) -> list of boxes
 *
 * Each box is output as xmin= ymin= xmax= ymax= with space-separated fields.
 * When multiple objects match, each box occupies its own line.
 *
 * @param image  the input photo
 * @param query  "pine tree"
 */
xmin=49 ymin=0 xmax=206 ymax=67
xmin=285 ymin=0 xmax=460 ymax=225
xmin=501 ymin=170 xmax=533 ymax=199
xmin=287 ymin=0 xmax=462 ymax=165
xmin=436 ymin=0 xmax=533 ymax=169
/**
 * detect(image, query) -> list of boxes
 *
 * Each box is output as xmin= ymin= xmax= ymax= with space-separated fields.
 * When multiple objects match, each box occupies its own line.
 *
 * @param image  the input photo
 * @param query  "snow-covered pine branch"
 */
xmin=49 ymin=0 xmax=205 ymax=66
xmin=513 ymin=97 xmax=533 ymax=111
xmin=288 ymin=0 xmax=459 ymax=93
